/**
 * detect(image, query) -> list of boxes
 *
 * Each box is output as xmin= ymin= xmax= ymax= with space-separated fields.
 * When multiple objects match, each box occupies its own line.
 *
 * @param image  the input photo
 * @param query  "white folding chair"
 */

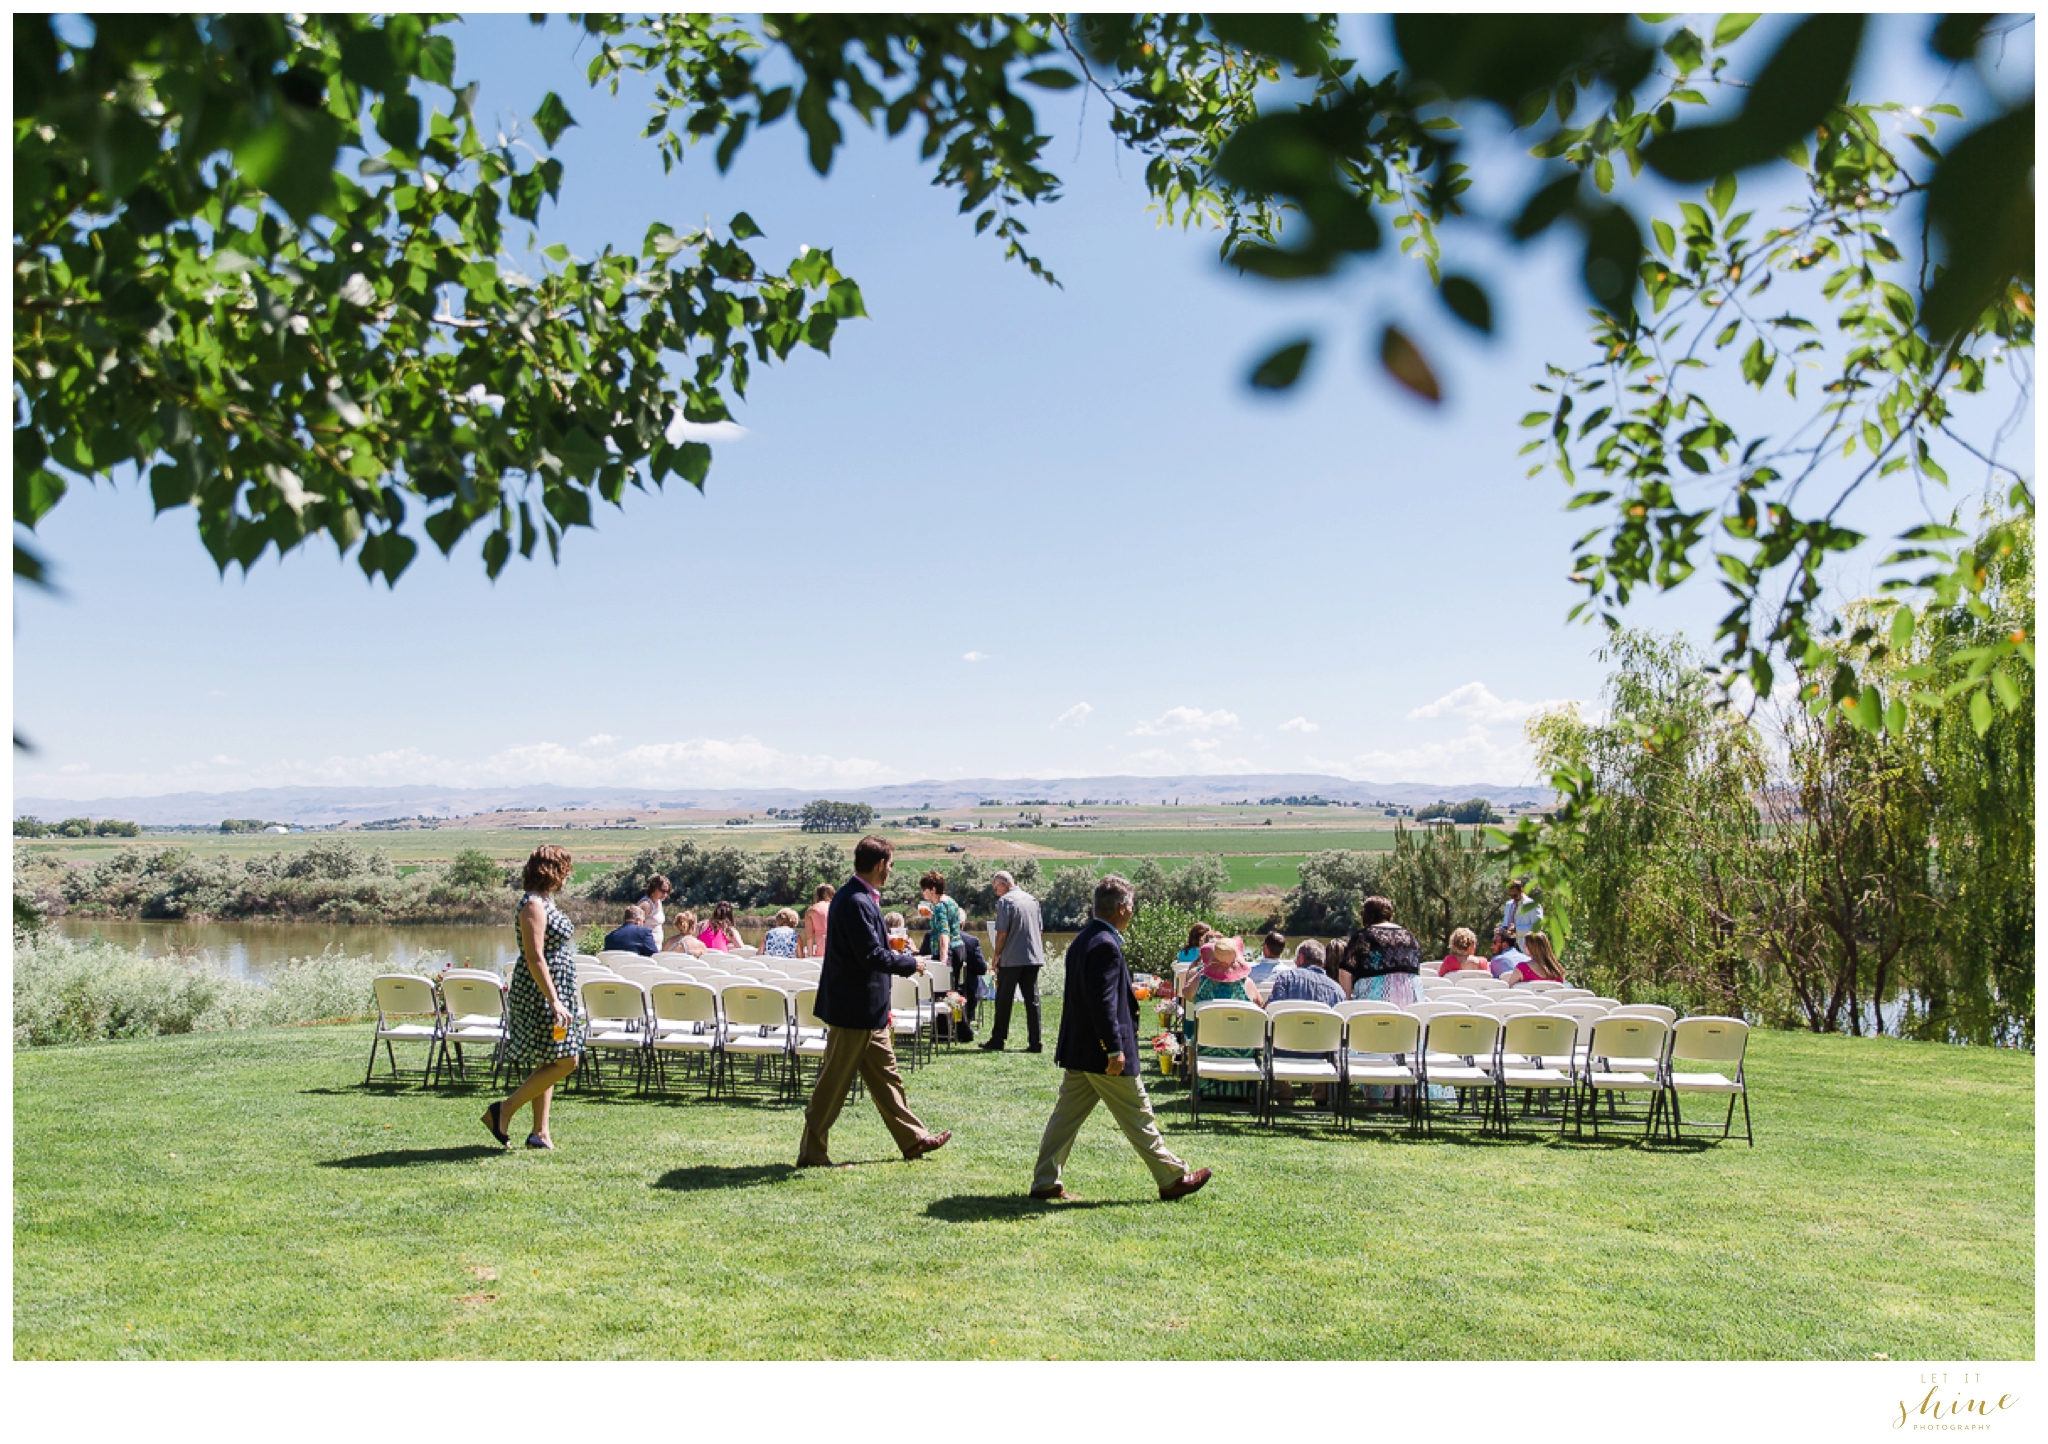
xmin=1665 ymin=1016 xmax=1752 ymax=1145
xmin=1548 ymin=987 xmax=1594 ymax=1001
xmin=1580 ymin=1015 xmax=1672 ymax=1140
xmin=1189 ymin=1001 xmax=1268 ymax=1124
xmin=717 ymin=984 xmax=794 ymax=1099
xmin=598 ymin=949 xmax=652 ymax=969
xmin=1418 ymin=1013 xmax=1501 ymax=1134
xmin=1335 ymin=998 xmax=1402 ymax=1020
xmin=789 ymin=986 xmax=831 ymax=1094
xmin=648 ymin=981 xmax=721 ymax=1095
xmin=1496 ymin=1013 xmax=1578 ymax=1135
xmin=365 ymin=975 xmax=443 ymax=1086
xmin=1609 ymin=1003 xmax=1679 ymax=1026
xmin=888 ymin=973 xmax=927 ymax=1069
xmin=578 ymin=978 xmax=651 ymax=1093
xmin=1477 ymin=999 xmax=1542 ymax=1021
xmin=1264 ymin=1004 xmax=1343 ymax=1127
xmin=434 ymin=974 xmax=507 ymax=1088
xmin=1342 ymin=1010 xmax=1422 ymax=1132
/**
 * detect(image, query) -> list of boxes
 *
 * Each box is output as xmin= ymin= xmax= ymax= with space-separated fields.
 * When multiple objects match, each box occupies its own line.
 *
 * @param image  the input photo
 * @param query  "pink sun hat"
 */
xmin=1199 ymin=935 xmax=1251 ymax=984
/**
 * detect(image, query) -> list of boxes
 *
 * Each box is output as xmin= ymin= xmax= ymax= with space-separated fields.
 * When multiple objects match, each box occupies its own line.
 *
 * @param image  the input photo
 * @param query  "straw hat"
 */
xmin=1199 ymin=935 xmax=1251 ymax=984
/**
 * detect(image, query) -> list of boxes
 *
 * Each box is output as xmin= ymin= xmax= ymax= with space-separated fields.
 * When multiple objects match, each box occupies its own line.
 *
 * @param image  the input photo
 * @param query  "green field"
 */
xmin=14 ymin=1013 xmax=2032 ymax=1359
xmin=1037 ymin=853 xmax=1310 ymax=892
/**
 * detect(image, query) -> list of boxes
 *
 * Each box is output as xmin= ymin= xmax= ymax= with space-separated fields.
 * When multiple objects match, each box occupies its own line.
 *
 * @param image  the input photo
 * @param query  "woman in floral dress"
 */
xmin=482 ymin=845 xmax=585 ymax=1150
xmin=1338 ymin=896 xmax=1424 ymax=1006
xmin=761 ymin=908 xmax=802 ymax=958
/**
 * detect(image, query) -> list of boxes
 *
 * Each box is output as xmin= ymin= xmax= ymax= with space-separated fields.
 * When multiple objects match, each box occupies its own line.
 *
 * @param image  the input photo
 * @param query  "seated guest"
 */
xmin=925 ymin=925 xmax=987 ymax=1040
xmin=1173 ymin=923 xmax=1216 ymax=992
xmin=602 ymin=904 xmax=659 ymax=957
xmin=1439 ymin=926 xmax=1488 ymax=977
xmin=1266 ymin=940 xmax=1344 ymax=1104
xmin=1248 ymin=930 xmax=1288 ymax=988
xmin=762 ymin=908 xmax=801 ymax=958
xmin=1502 ymin=931 xmax=1566 ymax=985
xmin=1338 ymin=897 xmax=1423 ymax=1005
xmin=1324 ymin=936 xmax=1348 ymax=983
xmin=662 ymin=909 xmax=708 ymax=956
xmin=696 ymin=900 xmax=745 ymax=953
xmin=1185 ymin=935 xmax=1262 ymax=1100
xmin=1489 ymin=937 xmax=1531 ymax=978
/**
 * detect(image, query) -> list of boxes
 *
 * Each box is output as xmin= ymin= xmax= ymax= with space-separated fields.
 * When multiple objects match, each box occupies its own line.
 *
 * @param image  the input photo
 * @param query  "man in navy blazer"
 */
xmin=1028 ymin=874 xmax=1210 ymax=1202
xmin=798 ymin=835 xmax=952 ymax=1168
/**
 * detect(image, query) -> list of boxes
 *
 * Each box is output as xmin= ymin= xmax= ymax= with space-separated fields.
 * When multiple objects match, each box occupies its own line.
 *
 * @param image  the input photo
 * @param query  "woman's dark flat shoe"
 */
xmin=481 ymin=1102 xmax=510 ymax=1146
xmin=525 ymin=1134 xmax=554 ymax=1150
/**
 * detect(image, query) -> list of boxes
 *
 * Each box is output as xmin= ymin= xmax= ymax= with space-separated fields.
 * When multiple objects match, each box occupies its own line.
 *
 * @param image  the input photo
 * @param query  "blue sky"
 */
xmin=12 ymin=14 xmax=2030 ymax=802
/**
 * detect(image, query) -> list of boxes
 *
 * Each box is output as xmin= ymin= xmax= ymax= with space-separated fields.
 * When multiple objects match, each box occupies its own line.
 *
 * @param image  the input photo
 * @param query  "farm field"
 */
xmin=14 ymin=1015 xmax=2033 ymax=1359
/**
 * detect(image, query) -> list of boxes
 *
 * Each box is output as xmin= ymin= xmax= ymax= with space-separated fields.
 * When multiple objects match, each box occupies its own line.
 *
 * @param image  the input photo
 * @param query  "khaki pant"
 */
xmin=799 ymin=1025 xmax=930 ymax=1165
xmin=1031 ymin=1069 xmax=1187 ymax=1192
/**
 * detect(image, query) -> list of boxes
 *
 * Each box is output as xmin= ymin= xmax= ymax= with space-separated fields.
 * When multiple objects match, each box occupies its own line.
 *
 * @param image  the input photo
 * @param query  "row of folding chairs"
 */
xmin=573 ymin=969 xmax=954 ymax=1101
xmin=1185 ymin=1000 xmax=1752 ymax=1143
xmin=365 ymin=971 xmax=514 ymax=1088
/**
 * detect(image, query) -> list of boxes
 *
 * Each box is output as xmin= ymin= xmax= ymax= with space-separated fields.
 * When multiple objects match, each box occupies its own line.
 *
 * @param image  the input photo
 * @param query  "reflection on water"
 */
xmin=55 ymin=917 xmax=1083 ymax=979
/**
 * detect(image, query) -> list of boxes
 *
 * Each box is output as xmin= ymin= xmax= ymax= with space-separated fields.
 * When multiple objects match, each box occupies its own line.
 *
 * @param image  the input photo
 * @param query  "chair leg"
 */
xmin=364 ymin=1030 xmax=381 ymax=1086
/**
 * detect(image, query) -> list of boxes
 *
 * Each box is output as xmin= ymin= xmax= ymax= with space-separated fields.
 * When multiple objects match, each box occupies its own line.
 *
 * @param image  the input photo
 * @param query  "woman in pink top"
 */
xmin=696 ymin=899 xmax=744 ymax=951
xmin=1502 ymin=932 xmax=1567 ymax=984
xmin=1438 ymin=926 xmax=1487 ymax=978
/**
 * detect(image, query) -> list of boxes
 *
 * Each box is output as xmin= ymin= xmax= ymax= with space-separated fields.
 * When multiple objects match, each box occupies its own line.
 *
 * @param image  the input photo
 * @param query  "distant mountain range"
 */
xmin=16 ymin=775 xmax=1553 ymax=827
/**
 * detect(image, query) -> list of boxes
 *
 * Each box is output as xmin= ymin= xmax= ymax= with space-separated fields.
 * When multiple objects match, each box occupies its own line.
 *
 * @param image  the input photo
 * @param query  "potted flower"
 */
xmin=1150 ymin=1033 xmax=1182 ymax=1079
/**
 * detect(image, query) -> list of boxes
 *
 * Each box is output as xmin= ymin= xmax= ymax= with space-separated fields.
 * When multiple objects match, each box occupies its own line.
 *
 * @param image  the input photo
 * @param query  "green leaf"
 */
xmin=1707 ymin=173 xmax=1737 ymax=219
xmin=1652 ymin=217 xmax=1676 ymax=258
xmin=1440 ymin=275 xmax=1493 ymax=334
xmin=1968 ymin=686 xmax=1993 ymax=736
xmin=1991 ymin=667 xmax=2021 ymax=712
xmin=729 ymin=211 xmax=764 ymax=240
xmin=1713 ymin=14 xmax=1762 ymax=47
xmin=1647 ymin=15 xmax=1866 ymax=182
xmin=1889 ymin=606 xmax=1915 ymax=652
xmin=1207 ymin=13 xmax=1326 ymax=70
xmin=1249 ymin=338 xmax=1313 ymax=390
xmin=533 ymin=91 xmax=577 ymax=148
xmin=1379 ymin=326 xmax=1441 ymax=403
xmin=1020 ymin=68 xmax=1080 ymax=90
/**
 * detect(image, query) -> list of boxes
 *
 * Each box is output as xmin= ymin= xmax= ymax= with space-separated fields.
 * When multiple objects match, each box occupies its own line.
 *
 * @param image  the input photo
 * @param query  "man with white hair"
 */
xmin=979 ymin=869 xmax=1045 ymax=1053
xmin=1028 ymin=875 xmax=1210 ymax=1203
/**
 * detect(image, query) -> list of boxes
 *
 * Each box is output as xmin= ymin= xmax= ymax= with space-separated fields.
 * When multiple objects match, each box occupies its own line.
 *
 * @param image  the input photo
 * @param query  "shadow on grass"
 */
xmin=923 ymin=1193 xmax=1148 ymax=1222
xmin=652 ymin=1163 xmax=797 ymax=1192
xmin=320 ymin=1144 xmax=504 ymax=1169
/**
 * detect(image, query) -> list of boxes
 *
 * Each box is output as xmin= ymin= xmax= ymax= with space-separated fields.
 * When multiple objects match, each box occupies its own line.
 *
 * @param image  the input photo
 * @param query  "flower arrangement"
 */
xmin=1150 ymin=1032 xmax=1183 ymax=1076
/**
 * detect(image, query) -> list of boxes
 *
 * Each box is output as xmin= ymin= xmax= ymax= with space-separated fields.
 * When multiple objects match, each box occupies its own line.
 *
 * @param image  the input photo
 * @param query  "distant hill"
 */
xmin=16 ymin=775 xmax=1552 ymax=827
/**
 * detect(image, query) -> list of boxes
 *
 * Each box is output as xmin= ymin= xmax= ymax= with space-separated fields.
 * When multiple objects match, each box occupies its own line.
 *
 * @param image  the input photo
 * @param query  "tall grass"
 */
xmin=12 ymin=933 xmax=390 ymax=1047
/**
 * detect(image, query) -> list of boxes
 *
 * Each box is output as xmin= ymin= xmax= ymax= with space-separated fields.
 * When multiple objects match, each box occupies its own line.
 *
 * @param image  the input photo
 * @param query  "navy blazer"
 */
xmin=1054 ymin=917 xmax=1141 ymax=1074
xmin=814 ymin=874 xmax=919 ymax=1030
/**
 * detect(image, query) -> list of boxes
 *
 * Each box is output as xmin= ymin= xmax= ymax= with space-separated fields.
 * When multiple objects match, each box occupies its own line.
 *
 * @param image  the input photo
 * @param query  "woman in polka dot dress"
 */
xmin=482 ymin=845 xmax=585 ymax=1150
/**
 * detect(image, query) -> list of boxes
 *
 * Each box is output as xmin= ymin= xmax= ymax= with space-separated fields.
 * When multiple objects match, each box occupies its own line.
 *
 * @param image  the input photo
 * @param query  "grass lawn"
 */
xmin=14 ymin=1013 xmax=2032 ymax=1360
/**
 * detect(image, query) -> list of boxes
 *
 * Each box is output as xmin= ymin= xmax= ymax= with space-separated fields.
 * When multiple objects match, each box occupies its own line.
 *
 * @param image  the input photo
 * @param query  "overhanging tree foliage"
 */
xmin=15 ymin=14 xmax=2031 ymax=732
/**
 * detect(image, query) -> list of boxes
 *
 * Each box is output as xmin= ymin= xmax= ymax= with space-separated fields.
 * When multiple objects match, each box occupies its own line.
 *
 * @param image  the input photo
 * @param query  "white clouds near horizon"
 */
xmin=1277 ymin=716 xmax=1318 ymax=733
xmin=27 ymin=734 xmax=898 ymax=800
xmin=1129 ymin=705 xmax=1239 ymax=737
xmin=1050 ymin=702 xmax=1093 ymax=729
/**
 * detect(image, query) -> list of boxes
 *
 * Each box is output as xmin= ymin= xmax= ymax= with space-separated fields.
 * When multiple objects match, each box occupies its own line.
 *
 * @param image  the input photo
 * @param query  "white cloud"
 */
xmin=1129 ymin=705 xmax=1240 ymax=737
xmin=1408 ymin=682 xmax=1570 ymax=726
xmin=1277 ymin=716 xmax=1319 ymax=733
xmin=963 ymin=651 xmax=987 ymax=663
xmin=582 ymin=734 xmax=616 ymax=748
xmin=1051 ymin=702 xmax=1093 ymax=730
xmin=207 ymin=689 xmax=227 ymax=698
xmin=59 ymin=762 xmax=88 ymax=774
xmin=664 ymin=414 xmax=750 ymax=445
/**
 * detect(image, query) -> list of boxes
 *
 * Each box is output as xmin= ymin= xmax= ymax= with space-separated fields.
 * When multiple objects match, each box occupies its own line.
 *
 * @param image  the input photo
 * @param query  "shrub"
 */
xmin=445 ymin=849 xmax=507 ymax=891
xmin=1284 ymin=850 xmax=1391 ymax=933
xmin=1040 ymin=865 xmax=1100 ymax=930
xmin=1123 ymin=902 xmax=1213 ymax=978
xmin=12 ymin=934 xmax=383 ymax=1046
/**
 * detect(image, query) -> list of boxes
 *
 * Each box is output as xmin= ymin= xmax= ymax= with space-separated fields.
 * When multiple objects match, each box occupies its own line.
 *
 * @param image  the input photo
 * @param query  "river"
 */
xmin=54 ymin=917 xmax=1082 ymax=979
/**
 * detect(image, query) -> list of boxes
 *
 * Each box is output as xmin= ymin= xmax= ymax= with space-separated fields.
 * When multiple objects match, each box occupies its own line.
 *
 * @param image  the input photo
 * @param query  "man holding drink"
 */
xmin=797 ymin=835 xmax=953 ymax=1169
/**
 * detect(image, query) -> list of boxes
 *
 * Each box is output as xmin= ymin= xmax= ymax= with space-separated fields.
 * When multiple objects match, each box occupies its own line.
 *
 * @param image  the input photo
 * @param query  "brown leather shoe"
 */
xmin=1159 ymin=1166 xmax=1212 ymax=1201
xmin=905 ymin=1129 xmax=952 ymax=1160
xmin=1028 ymin=1183 xmax=1077 ymax=1201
